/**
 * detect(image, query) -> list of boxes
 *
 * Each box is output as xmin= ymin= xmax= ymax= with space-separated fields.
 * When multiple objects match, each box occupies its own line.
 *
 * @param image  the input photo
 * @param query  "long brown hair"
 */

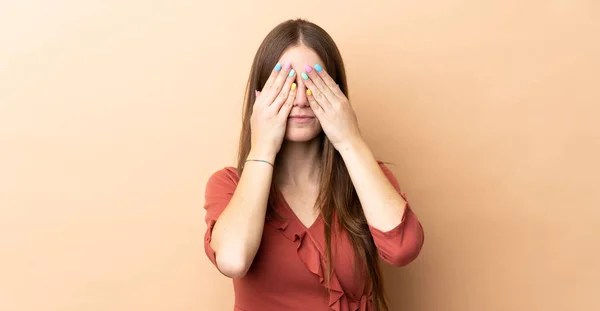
xmin=236 ymin=19 xmax=388 ymax=311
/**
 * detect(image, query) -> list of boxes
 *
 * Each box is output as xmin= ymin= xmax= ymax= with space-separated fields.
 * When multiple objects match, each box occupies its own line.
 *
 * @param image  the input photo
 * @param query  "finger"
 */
xmin=306 ymin=88 xmax=326 ymax=119
xmin=278 ymin=82 xmax=297 ymax=118
xmin=270 ymin=68 xmax=296 ymax=108
xmin=261 ymin=62 xmax=283 ymax=94
xmin=313 ymin=64 xmax=345 ymax=98
xmin=272 ymin=76 xmax=295 ymax=112
xmin=303 ymin=65 xmax=337 ymax=103
xmin=263 ymin=61 xmax=292 ymax=104
xmin=301 ymin=72 xmax=332 ymax=111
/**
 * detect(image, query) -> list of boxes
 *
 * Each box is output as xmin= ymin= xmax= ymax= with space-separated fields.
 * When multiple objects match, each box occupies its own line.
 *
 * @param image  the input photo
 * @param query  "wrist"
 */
xmin=335 ymin=136 xmax=367 ymax=155
xmin=247 ymin=149 xmax=277 ymax=164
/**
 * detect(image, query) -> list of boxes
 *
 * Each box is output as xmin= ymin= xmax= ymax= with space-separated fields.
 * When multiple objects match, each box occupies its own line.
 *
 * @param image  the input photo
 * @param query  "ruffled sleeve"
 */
xmin=203 ymin=167 xmax=239 ymax=267
xmin=368 ymin=162 xmax=425 ymax=267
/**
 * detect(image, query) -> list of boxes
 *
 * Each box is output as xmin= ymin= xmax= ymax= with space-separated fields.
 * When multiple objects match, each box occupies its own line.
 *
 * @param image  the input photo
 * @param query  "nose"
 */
xmin=293 ymin=80 xmax=310 ymax=107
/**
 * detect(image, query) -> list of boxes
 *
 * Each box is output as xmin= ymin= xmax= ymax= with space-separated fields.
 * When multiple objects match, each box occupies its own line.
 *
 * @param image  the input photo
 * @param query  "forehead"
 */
xmin=278 ymin=45 xmax=324 ymax=69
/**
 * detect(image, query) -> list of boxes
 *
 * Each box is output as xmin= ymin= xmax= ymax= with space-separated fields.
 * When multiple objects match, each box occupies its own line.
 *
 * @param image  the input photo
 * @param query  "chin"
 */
xmin=284 ymin=128 xmax=323 ymax=142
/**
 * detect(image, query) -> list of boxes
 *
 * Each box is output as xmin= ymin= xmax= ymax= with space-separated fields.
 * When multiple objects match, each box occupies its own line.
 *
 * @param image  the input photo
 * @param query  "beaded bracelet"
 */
xmin=245 ymin=159 xmax=274 ymax=167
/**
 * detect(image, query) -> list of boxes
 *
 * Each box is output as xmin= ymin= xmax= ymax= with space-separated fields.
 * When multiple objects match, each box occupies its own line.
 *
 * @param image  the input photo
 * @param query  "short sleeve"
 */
xmin=203 ymin=167 xmax=240 ymax=267
xmin=368 ymin=161 xmax=425 ymax=267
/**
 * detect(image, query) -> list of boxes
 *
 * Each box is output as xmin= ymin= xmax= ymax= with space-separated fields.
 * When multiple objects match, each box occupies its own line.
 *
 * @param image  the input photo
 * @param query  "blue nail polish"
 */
xmin=315 ymin=64 xmax=323 ymax=72
xmin=289 ymin=69 xmax=295 ymax=77
xmin=274 ymin=63 xmax=282 ymax=72
xmin=301 ymin=72 xmax=309 ymax=80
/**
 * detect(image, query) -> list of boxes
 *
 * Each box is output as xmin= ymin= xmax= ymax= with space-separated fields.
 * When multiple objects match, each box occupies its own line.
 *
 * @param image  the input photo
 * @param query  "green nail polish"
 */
xmin=301 ymin=72 xmax=309 ymax=80
xmin=289 ymin=69 xmax=295 ymax=77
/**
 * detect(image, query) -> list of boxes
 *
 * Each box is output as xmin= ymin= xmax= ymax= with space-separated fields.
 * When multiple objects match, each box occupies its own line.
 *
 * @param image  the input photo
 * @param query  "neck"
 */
xmin=274 ymin=136 xmax=323 ymax=187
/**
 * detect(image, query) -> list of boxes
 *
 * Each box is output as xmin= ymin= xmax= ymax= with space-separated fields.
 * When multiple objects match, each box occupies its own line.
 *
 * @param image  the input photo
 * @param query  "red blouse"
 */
xmin=203 ymin=162 xmax=424 ymax=311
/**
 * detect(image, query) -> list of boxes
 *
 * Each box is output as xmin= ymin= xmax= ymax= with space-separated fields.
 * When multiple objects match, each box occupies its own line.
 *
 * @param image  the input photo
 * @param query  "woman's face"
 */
xmin=277 ymin=45 xmax=324 ymax=142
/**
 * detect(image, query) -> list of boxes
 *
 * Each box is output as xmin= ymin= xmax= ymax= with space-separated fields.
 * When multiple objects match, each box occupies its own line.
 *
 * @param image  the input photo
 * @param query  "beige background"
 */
xmin=1 ymin=0 xmax=599 ymax=310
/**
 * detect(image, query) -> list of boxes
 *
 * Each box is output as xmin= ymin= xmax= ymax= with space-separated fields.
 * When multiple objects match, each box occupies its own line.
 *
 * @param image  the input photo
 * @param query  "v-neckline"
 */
xmin=275 ymin=187 xmax=322 ymax=231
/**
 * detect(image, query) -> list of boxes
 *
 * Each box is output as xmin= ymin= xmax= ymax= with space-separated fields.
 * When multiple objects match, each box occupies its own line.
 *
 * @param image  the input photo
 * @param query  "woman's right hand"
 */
xmin=250 ymin=62 xmax=297 ymax=160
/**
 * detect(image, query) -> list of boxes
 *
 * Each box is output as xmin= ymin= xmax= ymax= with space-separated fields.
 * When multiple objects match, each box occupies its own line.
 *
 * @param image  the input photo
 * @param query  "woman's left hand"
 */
xmin=301 ymin=64 xmax=363 ymax=151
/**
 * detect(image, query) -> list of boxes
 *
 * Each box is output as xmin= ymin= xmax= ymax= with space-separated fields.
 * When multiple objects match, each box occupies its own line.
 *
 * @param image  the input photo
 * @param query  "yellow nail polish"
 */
xmin=291 ymin=83 xmax=297 ymax=90
xmin=307 ymin=89 xmax=312 ymax=96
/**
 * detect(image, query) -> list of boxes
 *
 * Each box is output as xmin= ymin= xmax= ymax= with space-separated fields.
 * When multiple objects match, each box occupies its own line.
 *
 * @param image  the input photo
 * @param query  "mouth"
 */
xmin=288 ymin=116 xmax=315 ymax=123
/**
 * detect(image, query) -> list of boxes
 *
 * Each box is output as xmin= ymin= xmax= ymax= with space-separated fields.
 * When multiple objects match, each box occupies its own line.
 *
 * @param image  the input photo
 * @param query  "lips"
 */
xmin=288 ymin=116 xmax=315 ymax=124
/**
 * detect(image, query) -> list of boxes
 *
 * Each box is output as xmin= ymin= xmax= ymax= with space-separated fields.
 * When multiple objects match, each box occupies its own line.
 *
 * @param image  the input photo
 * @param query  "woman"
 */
xmin=203 ymin=19 xmax=424 ymax=311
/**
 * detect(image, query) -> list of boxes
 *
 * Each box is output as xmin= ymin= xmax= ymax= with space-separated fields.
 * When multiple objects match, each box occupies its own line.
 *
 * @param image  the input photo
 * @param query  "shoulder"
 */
xmin=376 ymin=160 xmax=401 ymax=192
xmin=205 ymin=166 xmax=240 ymax=194
xmin=207 ymin=166 xmax=239 ymax=181
xmin=376 ymin=160 xmax=394 ymax=175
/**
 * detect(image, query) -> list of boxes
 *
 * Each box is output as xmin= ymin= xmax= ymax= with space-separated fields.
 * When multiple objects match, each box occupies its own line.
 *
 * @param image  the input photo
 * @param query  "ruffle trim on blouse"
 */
xmin=266 ymin=201 xmax=373 ymax=311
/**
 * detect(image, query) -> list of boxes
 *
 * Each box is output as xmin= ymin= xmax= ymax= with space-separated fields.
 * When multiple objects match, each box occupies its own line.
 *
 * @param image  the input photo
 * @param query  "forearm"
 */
xmin=338 ymin=139 xmax=407 ymax=231
xmin=210 ymin=150 xmax=275 ymax=277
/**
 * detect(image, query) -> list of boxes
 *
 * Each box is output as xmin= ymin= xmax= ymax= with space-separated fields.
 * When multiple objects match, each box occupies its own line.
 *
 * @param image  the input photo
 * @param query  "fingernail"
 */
xmin=301 ymin=72 xmax=309 ymax=80
xmin=305 ymin=65 xmax=313 ymax=73
xmin=284 ymin=61 xmax=291 ymax=70
xmin=315 ymin=64 xmax=323 ymax=72
xmin=274 ymin=62 xmax=282 ymax=72
xmin=306 ymin=89 xmax=312 ymax=96
xmin=291 ymin=83 xmax=297 ymax=90
xmin=255 ymin=90 xmax=258 ymax=97
xmin=289 ymin=69 xmax=295 ymax=77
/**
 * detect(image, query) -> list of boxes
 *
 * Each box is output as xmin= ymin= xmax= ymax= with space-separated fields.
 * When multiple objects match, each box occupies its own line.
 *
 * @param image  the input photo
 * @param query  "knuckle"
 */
xmin=276 ymin=93 xmax=286 ymax=103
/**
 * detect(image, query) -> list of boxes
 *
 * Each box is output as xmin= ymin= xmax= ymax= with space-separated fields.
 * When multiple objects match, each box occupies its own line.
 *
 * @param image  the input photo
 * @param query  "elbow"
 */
xmin=382 ymin=217 xmax=425 ymax=267
xmin=214 ymin=248 xmax=252 ymax=279
xmin=381 ymin=244 xmax=423 ymax=267
xmin=380 ymin=234 xmax=425 ymax=267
